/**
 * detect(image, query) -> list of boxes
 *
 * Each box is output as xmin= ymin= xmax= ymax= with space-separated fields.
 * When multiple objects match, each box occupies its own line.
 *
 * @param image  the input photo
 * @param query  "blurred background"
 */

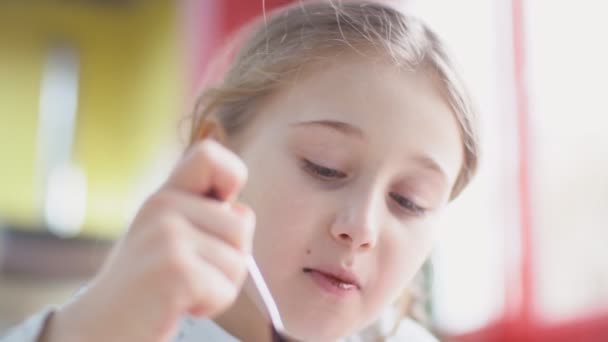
xmin=0 ymin=1 xmax=606 ymax=341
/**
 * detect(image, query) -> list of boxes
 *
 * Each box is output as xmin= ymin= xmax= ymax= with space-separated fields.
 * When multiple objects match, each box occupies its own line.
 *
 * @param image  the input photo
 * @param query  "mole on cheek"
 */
xmin=306 ymin=249 xmax=311 ymax=255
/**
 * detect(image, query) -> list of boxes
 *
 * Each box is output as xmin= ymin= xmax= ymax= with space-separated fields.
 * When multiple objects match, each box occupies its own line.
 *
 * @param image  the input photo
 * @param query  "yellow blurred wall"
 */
xmin=0 ymin=1 xmax=180 ymax=238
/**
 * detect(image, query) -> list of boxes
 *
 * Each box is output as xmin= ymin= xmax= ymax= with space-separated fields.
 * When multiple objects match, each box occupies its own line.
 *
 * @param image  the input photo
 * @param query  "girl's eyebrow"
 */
xmin=290 ymin=119 xmax=365 ymax=140
xmin=409 ymin=154 xmax=448 ymax=183
xmin=291 ymin=120 xmax=449 ymax=181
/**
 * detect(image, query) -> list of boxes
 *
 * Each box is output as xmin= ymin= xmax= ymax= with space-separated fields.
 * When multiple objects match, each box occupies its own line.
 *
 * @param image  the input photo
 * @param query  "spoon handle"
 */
xmin=245 ymin=255 xmax=285 ymax=332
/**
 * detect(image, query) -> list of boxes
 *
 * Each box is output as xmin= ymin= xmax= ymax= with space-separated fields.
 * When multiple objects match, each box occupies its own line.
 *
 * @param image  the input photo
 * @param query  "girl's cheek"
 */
xmin=371 ymin=248 xmax=412 ymax=310
xmin=376 ymin=238 xmax=405 ymax=279
xmin=380 ymin=230 xmax=430 ymax=285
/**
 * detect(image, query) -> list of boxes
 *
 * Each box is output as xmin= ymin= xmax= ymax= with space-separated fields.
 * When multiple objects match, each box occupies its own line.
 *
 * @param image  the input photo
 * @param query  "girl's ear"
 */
xmin=194 ymin=117 xmax=228 ymax=144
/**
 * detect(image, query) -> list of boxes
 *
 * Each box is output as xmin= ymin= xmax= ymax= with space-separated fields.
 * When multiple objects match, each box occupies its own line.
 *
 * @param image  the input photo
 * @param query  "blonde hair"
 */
xmin=189 ymin=0 xmax=479 ymax=338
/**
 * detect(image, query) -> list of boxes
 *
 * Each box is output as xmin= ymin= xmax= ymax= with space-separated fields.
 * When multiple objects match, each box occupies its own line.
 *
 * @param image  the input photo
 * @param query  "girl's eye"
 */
xmin=389 ymin=192 xmax=426 ymax=216
xmin=302 ymin=159 xmax=347 ymax=180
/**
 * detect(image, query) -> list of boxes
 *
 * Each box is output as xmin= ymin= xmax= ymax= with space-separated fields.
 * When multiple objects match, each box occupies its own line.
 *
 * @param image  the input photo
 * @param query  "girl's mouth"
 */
xmin=302 ymin=267 xmax=361 ymax=296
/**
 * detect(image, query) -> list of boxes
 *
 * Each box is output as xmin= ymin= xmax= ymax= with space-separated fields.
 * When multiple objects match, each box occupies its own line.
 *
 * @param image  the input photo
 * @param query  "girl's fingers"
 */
xmin=185 ymin=256 xmax=240 ymax=318
xmin=141 ymin=213 xmax=247 ymax=317
xmin=187 ymin=224 xmax=249 ymax=284
xmin=142 ymin=190 xmax=255 ymax=252
xmin=163 ymin=139 xmax=248 ymax=202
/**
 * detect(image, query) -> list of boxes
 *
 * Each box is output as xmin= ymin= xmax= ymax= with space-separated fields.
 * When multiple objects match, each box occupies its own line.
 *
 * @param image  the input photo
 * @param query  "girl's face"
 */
xmin=234 ymin=57 xmax=463 ymax=340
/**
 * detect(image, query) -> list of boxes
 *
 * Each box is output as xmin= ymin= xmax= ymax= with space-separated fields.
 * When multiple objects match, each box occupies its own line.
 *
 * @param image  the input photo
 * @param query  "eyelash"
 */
xmin=302 ymin=159 xmax=347 ymax=179
xmin=389 ymin=192 xmax=427 ymax=217
xmin=302 ymin=159 xmax=427 ymax=216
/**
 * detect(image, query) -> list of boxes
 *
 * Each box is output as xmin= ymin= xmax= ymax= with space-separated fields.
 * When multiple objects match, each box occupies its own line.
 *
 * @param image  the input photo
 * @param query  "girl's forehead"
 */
xmin=267 ymin=58 xmax=451 ymax=129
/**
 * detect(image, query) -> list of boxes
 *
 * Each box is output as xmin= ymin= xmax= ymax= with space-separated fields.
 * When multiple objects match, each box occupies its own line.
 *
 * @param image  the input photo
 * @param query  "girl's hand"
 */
xmin=42 ymin=140 xmax=255 ymax=342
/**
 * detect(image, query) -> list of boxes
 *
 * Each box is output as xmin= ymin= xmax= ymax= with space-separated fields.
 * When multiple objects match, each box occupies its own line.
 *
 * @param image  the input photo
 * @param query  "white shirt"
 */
xmin=177 ymin=315 xmax=439 ymax=341
xmin=1 ymin=308 xmax=439 ymax=341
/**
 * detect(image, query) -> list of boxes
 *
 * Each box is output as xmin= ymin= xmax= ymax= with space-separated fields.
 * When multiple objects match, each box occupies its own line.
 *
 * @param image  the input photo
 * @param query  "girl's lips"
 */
xmin=303 ymin=267 xmax=361 ymax=297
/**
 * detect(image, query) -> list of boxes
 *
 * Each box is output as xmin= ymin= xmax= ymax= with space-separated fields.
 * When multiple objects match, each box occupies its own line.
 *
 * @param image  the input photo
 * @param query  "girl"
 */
xmin=4 ymin=1 xmax=479 ymax=341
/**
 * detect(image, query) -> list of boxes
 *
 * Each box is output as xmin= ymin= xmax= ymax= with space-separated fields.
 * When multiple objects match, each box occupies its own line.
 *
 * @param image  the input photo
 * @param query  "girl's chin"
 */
xmin=272 ymin=281 xmax=372 ymax=340
xmin=281 ymin=312 xmax=361 ymax=342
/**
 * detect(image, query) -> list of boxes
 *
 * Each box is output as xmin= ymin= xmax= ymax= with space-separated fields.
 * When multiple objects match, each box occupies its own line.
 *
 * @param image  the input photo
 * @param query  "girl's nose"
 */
xmin=329 ymin=193 xmax=381 ymax=252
